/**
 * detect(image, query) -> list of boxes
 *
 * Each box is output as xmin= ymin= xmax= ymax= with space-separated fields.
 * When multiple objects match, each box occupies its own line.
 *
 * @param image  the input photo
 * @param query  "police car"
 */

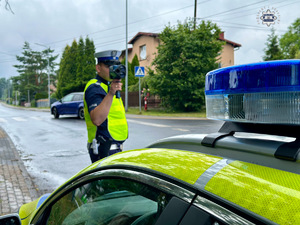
xmin=1 ymin=60 xmax=300 ymax=225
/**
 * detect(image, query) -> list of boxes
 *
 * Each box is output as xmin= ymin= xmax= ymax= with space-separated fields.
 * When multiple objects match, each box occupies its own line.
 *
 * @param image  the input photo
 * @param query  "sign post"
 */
xmin=134 ymin=66 xmax=145 ymax=113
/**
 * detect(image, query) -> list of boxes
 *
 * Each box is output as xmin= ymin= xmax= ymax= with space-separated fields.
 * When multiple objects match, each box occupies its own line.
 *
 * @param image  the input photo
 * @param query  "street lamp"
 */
xmin=35 ymin=43 xmax=51 ymax=108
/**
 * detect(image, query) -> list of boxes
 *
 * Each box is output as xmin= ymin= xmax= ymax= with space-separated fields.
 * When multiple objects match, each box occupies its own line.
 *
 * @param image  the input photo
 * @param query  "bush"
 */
xmin=35 ymin=92 xmax=48 ymax=100
xmin=51 ymin=92 xmax=58 ymax=99
xmin=31 ymin=99 xmax=36 ymax=107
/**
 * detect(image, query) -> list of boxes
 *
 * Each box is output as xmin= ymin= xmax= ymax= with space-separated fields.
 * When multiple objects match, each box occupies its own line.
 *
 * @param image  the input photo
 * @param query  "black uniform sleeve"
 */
xmin=85 ymin=83 xmax=107 ymax=113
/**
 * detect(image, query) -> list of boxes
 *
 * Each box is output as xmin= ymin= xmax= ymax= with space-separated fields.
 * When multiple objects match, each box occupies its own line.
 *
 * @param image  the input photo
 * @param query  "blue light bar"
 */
xmin=205 ymin=60 xmax=300 ymax=124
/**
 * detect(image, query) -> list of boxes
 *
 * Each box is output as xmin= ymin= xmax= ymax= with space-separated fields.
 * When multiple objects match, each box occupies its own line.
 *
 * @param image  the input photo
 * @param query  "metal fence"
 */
xmin=35 ymin=93 xmax=161 ymax=108
xmin=36 ymin=99 xmax=49 ymax=108
xmin=120 ymin=91 xmax=161 ymax=108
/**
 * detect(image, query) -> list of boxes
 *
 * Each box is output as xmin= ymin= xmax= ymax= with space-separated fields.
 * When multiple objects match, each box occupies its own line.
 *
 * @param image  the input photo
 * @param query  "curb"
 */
xmin=0 ymin=127 xmax=40 ymax=215
xmin=1 ymin=103 xmax=50 ymax=112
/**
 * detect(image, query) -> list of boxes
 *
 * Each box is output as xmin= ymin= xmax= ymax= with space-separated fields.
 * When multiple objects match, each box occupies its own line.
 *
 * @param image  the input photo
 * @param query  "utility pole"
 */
xmin=125 ymin=0 xmax=128 ymax=111
xmin=28 ymin=90 xmax=30 ymax=104
xmin=7 ymin=81 xmax=10 ymax=104
xmin=194 ymin=0 xmax=197 ymax=30
xmin=35 ymin=43 xmax=51 ymax=107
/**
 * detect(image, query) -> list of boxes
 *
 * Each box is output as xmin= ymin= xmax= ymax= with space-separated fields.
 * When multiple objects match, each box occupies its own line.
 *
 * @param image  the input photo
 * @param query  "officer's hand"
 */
xmin=109 ymin=79 xmax=122 ymax=96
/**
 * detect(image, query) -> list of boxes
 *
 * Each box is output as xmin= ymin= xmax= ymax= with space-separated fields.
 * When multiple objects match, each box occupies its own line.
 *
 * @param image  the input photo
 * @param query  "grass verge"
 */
xmin=126 ymin=107 xmax=207 ymax=118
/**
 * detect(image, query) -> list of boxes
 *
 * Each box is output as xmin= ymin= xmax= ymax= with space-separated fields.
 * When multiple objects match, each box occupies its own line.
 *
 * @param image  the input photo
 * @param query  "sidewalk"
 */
xmin=0 ymin=127 xmax=39 ymax=215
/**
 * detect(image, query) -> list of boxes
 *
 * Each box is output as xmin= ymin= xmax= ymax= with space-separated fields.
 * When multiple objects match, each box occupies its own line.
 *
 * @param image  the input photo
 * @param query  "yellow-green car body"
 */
xmin=14 ymin=144 xmax=300 ymax=225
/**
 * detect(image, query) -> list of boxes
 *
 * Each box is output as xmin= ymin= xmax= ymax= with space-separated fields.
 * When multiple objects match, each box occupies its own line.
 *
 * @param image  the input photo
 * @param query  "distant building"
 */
xmin=218 ymin=32 xmax=241 ymax=68
xmin=120 ymin=31 xmax=241 ymax=75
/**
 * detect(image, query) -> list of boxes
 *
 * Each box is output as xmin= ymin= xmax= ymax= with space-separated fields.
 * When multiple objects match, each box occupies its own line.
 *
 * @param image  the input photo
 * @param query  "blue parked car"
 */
xmin=51 ymin=92 xmax=84 ymax=119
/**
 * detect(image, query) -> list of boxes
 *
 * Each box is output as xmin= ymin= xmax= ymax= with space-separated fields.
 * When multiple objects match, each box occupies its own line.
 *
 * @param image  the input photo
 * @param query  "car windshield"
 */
xmin=61 ymin=94 xmax=73 ymax=102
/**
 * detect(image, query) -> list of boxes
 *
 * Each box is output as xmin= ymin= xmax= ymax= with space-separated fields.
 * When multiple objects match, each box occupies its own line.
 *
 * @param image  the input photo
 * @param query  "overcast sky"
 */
xmin=1 ymin=0 xmax=300 ymax=79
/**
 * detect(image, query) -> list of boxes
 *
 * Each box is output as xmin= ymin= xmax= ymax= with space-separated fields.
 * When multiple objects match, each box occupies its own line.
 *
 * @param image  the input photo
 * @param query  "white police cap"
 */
xmin=94 ymin=50 xmax=121 ymax=62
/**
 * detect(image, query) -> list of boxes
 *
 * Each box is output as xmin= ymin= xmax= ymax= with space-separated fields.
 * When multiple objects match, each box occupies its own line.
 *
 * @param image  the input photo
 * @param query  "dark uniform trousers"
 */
xmin=87 ymin=136 xmax=122 ymax=163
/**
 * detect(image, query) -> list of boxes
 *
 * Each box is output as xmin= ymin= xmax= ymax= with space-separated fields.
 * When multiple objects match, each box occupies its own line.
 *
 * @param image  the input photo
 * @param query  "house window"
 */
xmin=140 ymin=45 xmax=146 ymax=60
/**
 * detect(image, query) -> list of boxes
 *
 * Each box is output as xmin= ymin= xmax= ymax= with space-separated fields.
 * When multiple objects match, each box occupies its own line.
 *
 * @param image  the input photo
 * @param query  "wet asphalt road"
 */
xmin=0 ymin=104 xmax=223 ymax=193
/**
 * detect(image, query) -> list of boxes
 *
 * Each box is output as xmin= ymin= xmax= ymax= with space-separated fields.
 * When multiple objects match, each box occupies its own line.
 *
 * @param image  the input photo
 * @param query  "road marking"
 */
xmin=12 ymin=117 xmax=27 ymax=121
xmin=127 ymin=119 xmax=170 ymax=128
xmin=31 ymin=116 xmax=42 ymax=120
xmin=0 ymin=118 xmax=8 ymax=123
xmin=173 ymin=128 xmax=190 ymax=132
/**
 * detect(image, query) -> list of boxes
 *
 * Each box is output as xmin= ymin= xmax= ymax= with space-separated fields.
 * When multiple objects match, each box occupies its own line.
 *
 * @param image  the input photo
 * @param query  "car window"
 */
xmin=61 ymin=94 xmax=73 ymax=103
xmin=179 ymin=205 xmax=224 ymax=225
xmin=72 ymin=94 xmax=83 ymax=101
xmin=46 ymin=178 xmax=172 ymax=225
xmin=189 ymin=195 xmax=254 ymax=225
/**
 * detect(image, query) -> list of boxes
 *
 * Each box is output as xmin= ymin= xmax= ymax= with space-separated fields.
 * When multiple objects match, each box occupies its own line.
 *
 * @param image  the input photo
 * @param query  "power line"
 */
xmin=0 ymin=0 xmax=283 ymax=60
xmin=0 ymin=1 xmax=297 ymax=66
xmin=200 ymin=0 xmax=268 ymax=19
xmin=209 ymin=19 xmax=287 ymax=32
xmin=0 ymin=51 xmax=15 ymax=57
xmin=44 ymin=0 xmax=211 ymax=47
xmin=215 ymin=0 xmax=299 ymax=22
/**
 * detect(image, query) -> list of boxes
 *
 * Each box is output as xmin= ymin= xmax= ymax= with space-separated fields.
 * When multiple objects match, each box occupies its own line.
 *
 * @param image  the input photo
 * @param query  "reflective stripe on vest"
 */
xmin=84 ymin=79 xmax=128 ymax=143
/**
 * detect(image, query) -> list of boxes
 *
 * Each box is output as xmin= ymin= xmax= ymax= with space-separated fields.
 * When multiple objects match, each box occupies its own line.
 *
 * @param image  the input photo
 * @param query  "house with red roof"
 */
xmin=120 ymin=31 xmax=241 ymax=75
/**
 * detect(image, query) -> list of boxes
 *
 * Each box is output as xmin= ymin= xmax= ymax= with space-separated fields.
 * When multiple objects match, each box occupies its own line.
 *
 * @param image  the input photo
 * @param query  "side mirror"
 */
xmin=0 ymin=214 xmax=21 ymax=225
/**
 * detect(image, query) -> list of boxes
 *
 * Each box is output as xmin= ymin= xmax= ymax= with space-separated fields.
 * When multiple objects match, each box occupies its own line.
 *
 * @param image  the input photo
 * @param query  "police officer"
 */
xmin=84 ymin=50 xmax=128 ymax=163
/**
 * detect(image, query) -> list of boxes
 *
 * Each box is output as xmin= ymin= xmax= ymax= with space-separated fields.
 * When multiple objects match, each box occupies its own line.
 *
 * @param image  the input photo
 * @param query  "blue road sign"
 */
xmin=135 ymin=66 xmax=145 ymax=77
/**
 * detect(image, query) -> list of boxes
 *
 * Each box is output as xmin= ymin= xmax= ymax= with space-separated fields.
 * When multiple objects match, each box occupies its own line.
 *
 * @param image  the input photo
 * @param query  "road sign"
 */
xmin=135 ymin=66 xmax=145 ymax=77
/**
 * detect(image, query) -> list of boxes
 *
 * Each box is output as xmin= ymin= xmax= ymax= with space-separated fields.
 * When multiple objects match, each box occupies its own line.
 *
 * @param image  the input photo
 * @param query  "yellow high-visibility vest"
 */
xmin=84 ymin=79 xmax=128 ymax=143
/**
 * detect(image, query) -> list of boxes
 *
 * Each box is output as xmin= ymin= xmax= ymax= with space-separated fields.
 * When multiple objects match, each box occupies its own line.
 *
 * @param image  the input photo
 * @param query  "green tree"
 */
xmin=84 ymin=36 xmax=96 ymax=80
xmin=13 ymin=42 xmax=39 ymax=102
xmin=121 ymin=54 xmax=140 ymax=92
xmin=263 ymin=28 xmax=283 ymax=61
xmin=2 ymin=79 xmax=12 ymax=103
xmin=0 ymin=78 xmax=7 ymax=100
xmin=147 ymin=19 xmax=223 ymax=111
xmin=56 ymin=45 xmax=70 ymax=98
xmin=40 ymin=46 xmax=59 ymax=99
xmin=130 ymin=54 xmax=140 ymax=86
xmin=56 ymin=40 xmax=78 ymax=98
xmin=76 ymin=37 xmax=85 ymax=84
xmin=13 ymin=42 xmax=58 ymax=102
xmin=56 ymin=37 xmax=96 ymax=98
xmin=280 ymin=18 xmax=300 ymax=59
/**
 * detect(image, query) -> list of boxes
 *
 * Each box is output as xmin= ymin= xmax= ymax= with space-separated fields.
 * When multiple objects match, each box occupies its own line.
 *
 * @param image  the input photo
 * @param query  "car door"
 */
xmin=63 ymin=93 xmax=82 ymax=115
xmin=59 ymin=93 xmax=74 ymax=115
xmin=69 ymin=93 xmax=83 ymax=115
xmin=30 ymin=168 xmax=196 ymax=225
